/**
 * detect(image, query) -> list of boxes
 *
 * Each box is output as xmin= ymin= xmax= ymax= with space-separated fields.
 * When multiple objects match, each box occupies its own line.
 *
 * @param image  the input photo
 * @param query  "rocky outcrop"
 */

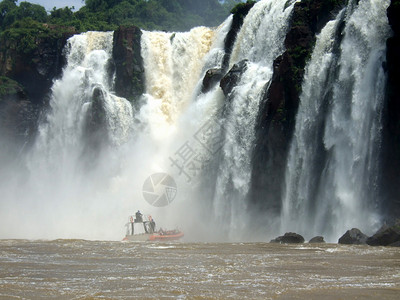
xmin=0 ymin=25 xmax=76 ymax=105
xmin=112 ymin=26 xmax=144 ymax=105
xmin=220 ymin=60 xmax=248 ymax=97
xmin=85 ymin=86 xmax=108 ymax=144
xmin=381 ymin=0 xmax=400 ymax=220
xmin=222 ymin=1 xmax=255 ymax=69
xmin=0 ymin=97 xmax=37 ymax=149
xmin=309 ymin=236 xmax=325 ymax=243
xmin=248 ymin=0 xmax=346 ymax=214
xmin=0 ymin=76 xmax=27 ymax=102
xmin=201 ymin=68 xmax=225 ymax=94
xmin=338 ymin=228 xmax=368 ymax=245
xmin=201 ymin=1 xmax=255 ymax=94
xmin=270 ymin=232 xmax=305 ymax=244
xmin=366 ymin=221 xmax=400 ymax=247
xmin=0 ymin=25 xmax=76 ymax=155
xmin=80 ymin=86 xmax=110 ymax=166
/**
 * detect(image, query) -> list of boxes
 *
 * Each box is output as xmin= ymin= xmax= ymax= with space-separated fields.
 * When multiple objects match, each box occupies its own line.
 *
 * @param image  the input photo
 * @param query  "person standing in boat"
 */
xmin=135 ymin=210 xmax=143 ymax=222
xmin=149 ymin=215 xmax=156 ymax=233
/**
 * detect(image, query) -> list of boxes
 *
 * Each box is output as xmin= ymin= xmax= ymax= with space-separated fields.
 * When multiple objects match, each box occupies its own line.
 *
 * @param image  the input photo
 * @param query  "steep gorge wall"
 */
xmin=112 ymin=25 xmax=144 ymax=105
xmin=382 ymin=0 xmax=400 ymax=220
xmin=247 ymin=0 xmax=346 ymax=213
xmin=0 ymin=26 xmax=76 ymax=154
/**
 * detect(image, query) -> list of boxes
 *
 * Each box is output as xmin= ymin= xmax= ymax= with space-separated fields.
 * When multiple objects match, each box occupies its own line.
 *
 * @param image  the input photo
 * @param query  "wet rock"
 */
xmin=201 ymin=68 xmax=224 ymax=94
xmin=220 ymin=60 xmax=248 ymax=97
xmin=112 ymin=26 xmax=144 ymax=104
xmin=338 ymin=228 xmax=368 ymax=245
xmin=0 ymin=25 xmax=76 ymax=152
xmin=381 ymin=0 xmax=400 ymax=220
xmin=84 ymin=86 xmax=109 ymax=149
xmin=366 ymin=221 xmax=400 ymax=246
xmin=202 ymin=1 xmax=255 ymax=96
xmin=309 ymin=236 xmax=325 ymax=243
xmin=389 ymin=241 xmax=400 ymax=247
xmin=0 ymin=25 xmax=76 ymax=105
xmin=387 ymin=0 xmax=400 ymax=33
xmin=270 ymin=232 xmax=305 ymax=244
xmin=0 ymin=77 xmax=38 ymax=152
xmin=248 ymin=0 xmax=346 ymax=214
xmin=222 ymin=1 xmax=255 ymax=69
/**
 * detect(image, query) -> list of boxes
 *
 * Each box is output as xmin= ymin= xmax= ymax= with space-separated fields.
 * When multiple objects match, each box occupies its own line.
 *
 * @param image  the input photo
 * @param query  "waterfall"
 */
xmin=0 ymin=0 xmax=393 ymax=242
xmin=281 ymin=0 xmax=391 ymax=241
xmin=210 ymin=0 xmax=298 ymax=240
xmin=140 ymin=27 xmax=214 ymax=125
xmin=0 ymin=32 xmax=135 ymax=239
xmin=31 ymin=31 xmax=133 ymax=174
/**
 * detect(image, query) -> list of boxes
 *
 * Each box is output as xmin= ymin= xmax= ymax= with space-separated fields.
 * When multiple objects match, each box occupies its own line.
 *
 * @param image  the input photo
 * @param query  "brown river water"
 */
xmin=0 ymin=240 xmax=399 ymax=299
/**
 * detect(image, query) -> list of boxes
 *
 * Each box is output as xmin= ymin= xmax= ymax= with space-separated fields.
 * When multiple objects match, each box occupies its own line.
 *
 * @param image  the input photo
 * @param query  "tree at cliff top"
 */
xmin=0 ymin=0 xmax=243 ymax=33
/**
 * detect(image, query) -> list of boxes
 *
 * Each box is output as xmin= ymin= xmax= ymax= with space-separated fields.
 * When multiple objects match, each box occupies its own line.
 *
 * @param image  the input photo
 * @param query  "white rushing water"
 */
xmin=0 ymin=0 xmax=392 ymax=242
xmin=281 ymin=0 xmax=391 ymax=241
xmin=0 ymin=15 xmax=233 ymax=239
xmin=0 ymin=32 xmax=135 ymax=239
xmin=210 ymin=0 xmax=298 ymax=240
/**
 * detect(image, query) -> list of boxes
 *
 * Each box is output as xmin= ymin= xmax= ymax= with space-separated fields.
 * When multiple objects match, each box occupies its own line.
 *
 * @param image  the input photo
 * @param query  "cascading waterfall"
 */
xmin=133 ymin=21 xmax=234 ymax=238
xmin=281 ymin=0 xmax=391 ymax=241
xmin=0 ymin=32 xmax=135 ymax=239
xmin=0 ymin=0 xmax=394 ymax=241
xmin=140 ymin=27 xmax=214 ymax=125
xmin=210 ymin=0 xmax=298 ymax=240
xmin=31 ymin=31 xmax=133 ymax=174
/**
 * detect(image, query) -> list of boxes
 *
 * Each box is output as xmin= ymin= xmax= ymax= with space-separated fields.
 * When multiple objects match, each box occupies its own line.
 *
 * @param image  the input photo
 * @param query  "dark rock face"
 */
xmin=112 ymin=26 xmax=145 ymax=104
xmin=270 ymin=232 xmax=305 ymax=244
xmin=248 ymin=0 xmax=346 ymax=215
xmin=201 ymin=68 xmax=224 ymax=94
xmin=220 ymin=60 xmax=248 ymax=97
xmin=381 ymin=0 xmax=400 ymax=220
xmin=309 ymin=236 xmax=325 ymax=243
xmin=201 ymin=2 xmax=255 ymax=94
xmin=84 ymin=86 xmax=109 ymax=149
xmin=338 ymin=228 xmax=368 ymax=245
xmin=0 ymin=27 xmax=76 ymax=105
xmin=366 ymin=221 xmax=400 ymax=246
xmin=222 ymin=1 xmax=255 ymax=69
xmin=0 ymin=25 xmax=76 ymax=154
xmin=0 ymin=97 xmax=38 ymax=152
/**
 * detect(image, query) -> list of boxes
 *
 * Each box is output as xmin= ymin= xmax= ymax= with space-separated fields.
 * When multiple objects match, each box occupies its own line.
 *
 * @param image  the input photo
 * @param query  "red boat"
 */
xmin=148 ymin=229 xmax=184 ymax=241
xmin=123 ymin=211 xmax=184 ymax=241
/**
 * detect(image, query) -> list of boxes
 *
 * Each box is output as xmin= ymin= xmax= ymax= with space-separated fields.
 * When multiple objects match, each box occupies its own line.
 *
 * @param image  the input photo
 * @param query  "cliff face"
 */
xmin=203 ymin=1 xmax=255 ymax=94
xmin=0 ymin=25 xmax=76 ymax=105
xmin=248 ymin=0 xmax=346 ymax=213
xmin=0 ymin=25 xmax=76 ymax=154
xmin=112 ymin=25 xmax=145 ymax=105
xmin=381 ymin=0 xmax=400 ymax=220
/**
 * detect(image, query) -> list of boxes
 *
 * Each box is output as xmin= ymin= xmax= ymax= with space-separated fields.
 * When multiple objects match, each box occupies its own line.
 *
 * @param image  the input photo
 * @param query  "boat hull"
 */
xmin=123 ymin=231 xmax=184 ymax=242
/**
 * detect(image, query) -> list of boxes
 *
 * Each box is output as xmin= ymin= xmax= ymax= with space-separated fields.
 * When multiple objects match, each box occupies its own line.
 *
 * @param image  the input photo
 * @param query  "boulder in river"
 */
xmin=270 ymin=232 xmax=305 ymax=244
xmin=309 ymin=236 xmax=325 ymax=243
xmin=366 ymin=221 xmax=400 ymax=247
xmin=338 ymin=228 xmax=368 ymax=245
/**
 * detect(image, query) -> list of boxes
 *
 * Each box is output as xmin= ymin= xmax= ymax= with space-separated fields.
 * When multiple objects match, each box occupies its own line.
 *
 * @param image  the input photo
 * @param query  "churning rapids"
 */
xmin=0 ymin=0 xmax=394 ymax=243
xmin=0 ymin=240 xmax=399 ymax=299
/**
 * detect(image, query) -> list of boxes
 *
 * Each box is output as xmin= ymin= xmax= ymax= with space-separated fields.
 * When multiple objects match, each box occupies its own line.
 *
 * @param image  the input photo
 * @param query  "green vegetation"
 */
xmin=0 ymin=76 xmax=23 ymax=100
xmin=1 ymin=17 xmax=74 ymax=56
xmin=231 ymin=0 xmax=256 ymax=15
xmin=0 ymin=0 xmax=246 ymax=34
